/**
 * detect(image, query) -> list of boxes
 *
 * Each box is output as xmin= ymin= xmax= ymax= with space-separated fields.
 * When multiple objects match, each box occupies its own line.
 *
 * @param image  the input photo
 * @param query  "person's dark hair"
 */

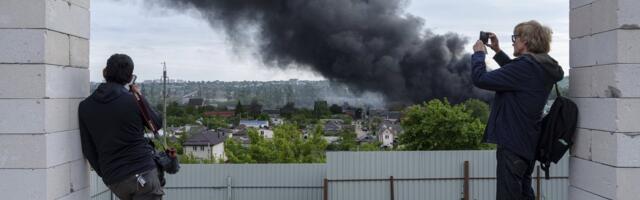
xmin=103 ymin=54 xmax=134 ymax=84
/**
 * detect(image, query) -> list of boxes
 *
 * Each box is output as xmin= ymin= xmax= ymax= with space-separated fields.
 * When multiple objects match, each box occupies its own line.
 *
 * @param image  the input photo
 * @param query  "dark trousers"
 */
xmin=496 ymin=147 xmax=535 ymax=200
xmin=108 ymin=168 xmax=165 ymax=200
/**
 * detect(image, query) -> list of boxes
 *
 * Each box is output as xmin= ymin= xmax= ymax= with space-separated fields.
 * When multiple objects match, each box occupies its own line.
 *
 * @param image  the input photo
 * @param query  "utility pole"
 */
xmin=162 ymin=62 xmax=168 ymax=147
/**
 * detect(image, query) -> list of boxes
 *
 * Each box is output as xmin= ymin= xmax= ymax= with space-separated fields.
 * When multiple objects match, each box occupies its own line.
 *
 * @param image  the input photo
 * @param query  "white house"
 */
xmin=183 ymin=130 xmax=229 ymax=161
xmin=377 ymin=120 xmax=402 ymax=148
xmin=239 ymin=120 xmax=270 ymax=128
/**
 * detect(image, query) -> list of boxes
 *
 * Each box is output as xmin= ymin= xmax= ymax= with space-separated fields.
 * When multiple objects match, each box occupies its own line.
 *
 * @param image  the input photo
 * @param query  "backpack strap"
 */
xmin=554 ymin=83 xmax=561 ymax=98
xmin=541 ymin=162 xmax=551 ymax=180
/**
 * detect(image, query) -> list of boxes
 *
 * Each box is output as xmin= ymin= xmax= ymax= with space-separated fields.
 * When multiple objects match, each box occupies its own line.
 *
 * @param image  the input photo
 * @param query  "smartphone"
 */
xmin=479 ymin=31 xmax=489 ymax=45
xmin=129 ymin=74 xmax=137 ymax=85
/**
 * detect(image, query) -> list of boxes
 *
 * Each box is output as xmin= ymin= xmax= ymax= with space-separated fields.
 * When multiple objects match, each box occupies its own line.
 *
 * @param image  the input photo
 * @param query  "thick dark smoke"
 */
xmin=152 ymin=0 xmax=491 ymax=104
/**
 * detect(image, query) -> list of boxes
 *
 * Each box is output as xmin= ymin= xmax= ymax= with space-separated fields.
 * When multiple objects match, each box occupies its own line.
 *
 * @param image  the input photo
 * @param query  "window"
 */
xmin=385 ymin=135 xmax=389 ymax=139
xmin=201 ymin=146 xmax=205 ymax=151
xmin=192 ymin=146 xmax=196 ymax=151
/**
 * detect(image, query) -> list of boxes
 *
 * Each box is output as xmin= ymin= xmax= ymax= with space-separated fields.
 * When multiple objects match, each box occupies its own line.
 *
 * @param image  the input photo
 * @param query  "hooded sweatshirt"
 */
xmin=79 ymin=82 xmax=162 ymax=185
xmin=471 ymin=51 xmax=564 ymax=161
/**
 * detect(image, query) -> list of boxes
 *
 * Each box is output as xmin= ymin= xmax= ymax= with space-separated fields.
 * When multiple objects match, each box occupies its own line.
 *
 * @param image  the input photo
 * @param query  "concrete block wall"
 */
xmin=0 ymin=0 xmax=90 ymax=199
xmin=569 ymin=0 xmax=640 ymax=199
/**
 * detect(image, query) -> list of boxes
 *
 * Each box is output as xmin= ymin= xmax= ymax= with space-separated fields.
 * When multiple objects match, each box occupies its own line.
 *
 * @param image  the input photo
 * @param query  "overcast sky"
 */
xmin=90 ymin=0 xmax=569 ymax=82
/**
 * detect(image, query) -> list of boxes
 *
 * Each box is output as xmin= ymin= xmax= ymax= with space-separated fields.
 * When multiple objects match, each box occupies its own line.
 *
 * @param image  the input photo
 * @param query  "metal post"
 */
xmin=227 ymin=176 xmax=232 ymax=200
xmin=323 ymin=178 xmax=329 ymax=200
xmin=389 ymin=176 xmax=395 ymax=200
xmin=463 ymin=161 xmax=469 ymax=200
xmin=162 ymin=62 xmax=168 ymax=147
xmin=536 ymin=166 xmax=541 ymax=200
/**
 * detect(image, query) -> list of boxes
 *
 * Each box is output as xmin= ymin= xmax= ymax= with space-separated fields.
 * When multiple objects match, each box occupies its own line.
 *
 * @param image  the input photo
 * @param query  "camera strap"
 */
xmin=131 ymin=89 xmax=168 ymax=150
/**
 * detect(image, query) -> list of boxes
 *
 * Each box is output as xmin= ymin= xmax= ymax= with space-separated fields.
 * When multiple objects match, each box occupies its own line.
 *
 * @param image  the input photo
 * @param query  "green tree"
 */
xmin=224 ymin=124 xmax=327 ymax=163
xmin=279 ymin=102 xmax=296 ymax=118
xmin=248 ymin=99 xmax=263 ymax=119
xmin=398 ymin=99 xmax=487 ymax=150
xmin=202 ymin=116 xmax=228 ymax=129
xmin=313 ymin=100 xmax=330 ymax=119
xmin=462 ymin=99 xmax=490 ymax=123
xmin=234 ymin=100 xmax=246 ymax=118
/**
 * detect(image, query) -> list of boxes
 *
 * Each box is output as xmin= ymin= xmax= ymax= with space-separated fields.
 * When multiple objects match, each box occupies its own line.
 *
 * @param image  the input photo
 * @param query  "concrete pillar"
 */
xmin=0 ymin=0 xmax=90 ymax=199
xmin=569 ymin=0 xmax=640 ymax=199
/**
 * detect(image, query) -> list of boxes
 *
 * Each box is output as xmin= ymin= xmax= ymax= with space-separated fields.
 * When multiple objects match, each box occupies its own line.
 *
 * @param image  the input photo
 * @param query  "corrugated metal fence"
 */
xmin=91 ymin=151 xmax=568 ymax=200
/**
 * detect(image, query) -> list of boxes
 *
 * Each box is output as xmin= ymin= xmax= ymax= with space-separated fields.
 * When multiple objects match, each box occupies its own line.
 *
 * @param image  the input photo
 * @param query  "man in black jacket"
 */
xmin=471 ymin=21 xmax=564 ymax=200
xmin=79 ymin=54 xmax=165 ymax=200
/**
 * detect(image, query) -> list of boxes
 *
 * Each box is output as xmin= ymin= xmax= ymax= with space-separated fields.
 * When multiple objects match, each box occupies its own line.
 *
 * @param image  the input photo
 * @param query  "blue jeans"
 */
xmin=496 ymin=147 xmax=535 ymax=200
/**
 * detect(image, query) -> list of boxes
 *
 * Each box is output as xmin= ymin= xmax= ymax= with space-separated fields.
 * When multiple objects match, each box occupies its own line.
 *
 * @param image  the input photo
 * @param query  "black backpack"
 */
xmin=536 ymin=84 xmax=578 ymax=179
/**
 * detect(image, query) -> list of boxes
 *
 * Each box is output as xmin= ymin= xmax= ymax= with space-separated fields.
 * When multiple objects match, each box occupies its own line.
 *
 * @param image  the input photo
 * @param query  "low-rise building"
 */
xmin=183 ymin=130 xmax=229 ymax=161
xmin=377 ymin=120 xmax=403 ymax=148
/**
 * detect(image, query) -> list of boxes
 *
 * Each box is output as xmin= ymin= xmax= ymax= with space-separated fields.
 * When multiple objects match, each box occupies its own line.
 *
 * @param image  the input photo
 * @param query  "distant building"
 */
xmin=187 ymin=98 xmax=205 ymax=107
xmin=323 ymin=119 xmax=343 ymax=135
xmin=377 ymin=120 xmax=403 ymax=148
xmin=258 ymin=128 xmax=274 ymax=139
xmin=183 ymin=130 xmax=229 ymax=161
xmin=204 ymin=111 xmax=235 ymax=118
xmin=239 ymin=120 xmax=269 ymax=128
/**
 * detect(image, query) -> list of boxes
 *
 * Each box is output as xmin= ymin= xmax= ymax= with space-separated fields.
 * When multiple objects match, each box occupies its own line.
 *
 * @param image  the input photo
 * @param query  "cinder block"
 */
xmin=0 ymin=0 xmax=46 ymax=28
xmin=569 ymin=186 xmax=609 ymax=200
xmin=0 ymin=99 xmax=45 ymax=133
xmin=70 ymin=36 xmax=89 ymax=68
xmin=570 ymin=157 xmax=640 ymax=199
xmin=571 ymin=0 xmax=595 ymax=9
xmin=591 ymin=30 xmax=618 ymax=66
xmin=44 ymin=98 xmax=82 ymax=133
xmin=574 ymin=98 xmax=640 ymax=132
xmin=0 ymin=29 xmax=45 ymax=64
xmin=574 ymin=98 xmax=617 ymax=131
xmin=570 ymin=157 xmax=616 ymax=199
xmin=0 ymin=64 xmax=89 ymax=98
xmin=57 ymin=187 xmax=89 ymax=200
xmin=45 ymin=65 xmax=90 ymax=98
xmin=0 ymin=64 xmax=46 ymax=98
xmin=0 ymin=169 xmax=47 ymax=199
xmin=569 ymin=36 xmax=594 ymax=68
xmin=616 ymin=167 xmax=640 ymax=200
xmin=616 ymin=30 xmax=640 ymax=64
xmin=44 ymin=30 xmax=70 ymax=66
xmin=0 ymin=134 xmax=47 ymax=168
xmin=590 ymin=130 xmax=619 ymax=166
xmin=591 ymin=0 xmax=618 ymax=34
xmin=590 ymin=29 xmax=640 ymax=66
xmin=591 ymin=0 xmax=640 ymax=33
xmin=569 ymin=64 xmax=640 ymax=98
xmin=618 ymin=0 xmax=640 ymax=29
xmin=570 ymin=4 xmax=592 ymax=38
xmin=45 ymin=0 xmax=90 ymax=38
xmin=571 ymin=128 xmax=592 ymax=160
xmin=66 ymin=0 xmax=89 ymax=10
xmin=47 ymin=162 xmax=71 ymax=199
xmin=0 ymin=29 xmax=71 ymax=66
xmin=69 ymin=159 xmax=89 ymax=192
xmin=46 ymin=130 xmax=82 ymax=167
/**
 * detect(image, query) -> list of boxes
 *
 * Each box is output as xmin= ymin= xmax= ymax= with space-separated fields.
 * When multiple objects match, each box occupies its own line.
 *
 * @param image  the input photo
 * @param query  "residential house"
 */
xmin=187 ymin=98 xmax=205 ymax=108
xmin=323 ymin=119 xmax=343 ymax=135
xmin=183 ymin=130 xmax=229 ymax=161
xmin=204 ymin=111 xmax=235 ymax=118
xmin=377 ymin=120 xmax=403 ymax=148
xmin=239 ymin=120 xmax=269 ymax=129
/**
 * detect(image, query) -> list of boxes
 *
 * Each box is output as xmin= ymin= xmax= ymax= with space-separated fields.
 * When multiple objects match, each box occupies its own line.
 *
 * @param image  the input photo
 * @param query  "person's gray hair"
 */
xmin=514 ymin=20 xmax=553 ymax=54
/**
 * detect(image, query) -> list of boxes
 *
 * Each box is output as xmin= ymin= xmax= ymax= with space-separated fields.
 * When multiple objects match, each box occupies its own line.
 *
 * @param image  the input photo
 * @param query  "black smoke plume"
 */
xmin=152 ymin=0 xmax=491 ymax=104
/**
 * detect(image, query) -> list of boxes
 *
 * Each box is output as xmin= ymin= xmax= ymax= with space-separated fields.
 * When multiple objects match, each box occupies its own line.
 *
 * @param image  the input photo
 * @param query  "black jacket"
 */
xmin=79 ymin=82 xmax=162 ymax=185
xmin=471 ymin=51 xmax=564 ymax=161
